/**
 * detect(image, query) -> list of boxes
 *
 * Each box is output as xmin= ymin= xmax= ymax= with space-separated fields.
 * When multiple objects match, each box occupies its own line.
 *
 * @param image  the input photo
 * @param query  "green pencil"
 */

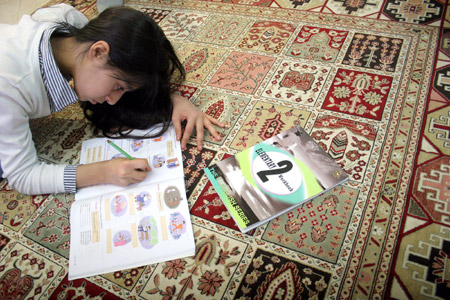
xmin=107 ymin=140 xmax=134 ymax=160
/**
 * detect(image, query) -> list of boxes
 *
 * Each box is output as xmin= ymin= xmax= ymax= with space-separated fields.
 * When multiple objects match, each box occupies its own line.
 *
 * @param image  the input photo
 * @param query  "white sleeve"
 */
xmin=0 ymin=84 xmax=67 ymax=195
xmin=31 ymin=3 xmax=88 ymax=28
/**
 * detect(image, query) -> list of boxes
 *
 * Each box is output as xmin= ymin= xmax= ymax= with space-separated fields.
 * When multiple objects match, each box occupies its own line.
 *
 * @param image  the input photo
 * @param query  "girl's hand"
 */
xmin=103 ymin=158 xmax=151 ymax=186
xmin=77 ymin=158 xmax=151 ymax=188
xmin=171 ymin=94 xmax=224 ymax=150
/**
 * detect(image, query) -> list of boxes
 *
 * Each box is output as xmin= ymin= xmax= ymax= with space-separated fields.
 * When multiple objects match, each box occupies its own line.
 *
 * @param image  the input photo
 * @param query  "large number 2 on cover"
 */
xmin=257 ymin=160 xmax=293 ymax=183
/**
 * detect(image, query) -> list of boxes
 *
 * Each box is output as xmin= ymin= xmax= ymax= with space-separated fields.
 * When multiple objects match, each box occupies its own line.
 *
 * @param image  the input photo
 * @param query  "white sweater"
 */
xmin=0 ymin=4 xmax=87 ymax=194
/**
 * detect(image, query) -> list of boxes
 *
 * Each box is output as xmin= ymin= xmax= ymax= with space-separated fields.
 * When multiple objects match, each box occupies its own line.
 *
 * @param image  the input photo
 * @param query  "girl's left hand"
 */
xmin=171 ymin=94 xmax=224 ymax=150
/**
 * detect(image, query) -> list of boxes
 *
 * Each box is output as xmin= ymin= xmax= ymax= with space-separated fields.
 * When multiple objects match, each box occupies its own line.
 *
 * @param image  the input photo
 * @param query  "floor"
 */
xmin=0 ymin=0 xmax=50 ymax=24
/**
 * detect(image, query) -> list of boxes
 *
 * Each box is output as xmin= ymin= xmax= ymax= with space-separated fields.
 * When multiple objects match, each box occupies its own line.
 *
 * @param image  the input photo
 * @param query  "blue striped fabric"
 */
xmin=39 ymin=28 xmax=79 ymax=193
xmin=39 ymin=28 xmax=78 ymax=113
xmin=63 ymin=165 xmax=78 ymax=193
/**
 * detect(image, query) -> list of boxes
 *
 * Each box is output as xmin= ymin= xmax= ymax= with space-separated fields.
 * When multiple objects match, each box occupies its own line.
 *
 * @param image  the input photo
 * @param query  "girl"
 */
xmin=0 ymin=4 xmax=223 ymax=195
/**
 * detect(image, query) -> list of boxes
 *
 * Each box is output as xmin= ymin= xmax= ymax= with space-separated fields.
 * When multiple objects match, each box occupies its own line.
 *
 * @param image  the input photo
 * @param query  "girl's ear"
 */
xmin=88 ymin=40 xmax=110 ymax=60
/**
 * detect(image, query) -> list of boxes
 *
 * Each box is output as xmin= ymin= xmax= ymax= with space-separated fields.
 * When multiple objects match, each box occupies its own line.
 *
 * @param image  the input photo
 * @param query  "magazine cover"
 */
xmin=204 ymin=125 xmax=349 ymax=233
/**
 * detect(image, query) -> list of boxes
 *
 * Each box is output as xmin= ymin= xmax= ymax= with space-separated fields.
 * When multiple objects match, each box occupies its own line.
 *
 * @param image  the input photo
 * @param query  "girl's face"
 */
xmin=73 ymin=41 xmax=135 ymax=105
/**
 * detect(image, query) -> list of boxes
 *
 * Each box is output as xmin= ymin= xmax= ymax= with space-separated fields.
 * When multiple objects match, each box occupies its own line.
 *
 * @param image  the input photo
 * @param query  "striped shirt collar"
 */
xmin=39 ymin=28 xmax=78 ymax=113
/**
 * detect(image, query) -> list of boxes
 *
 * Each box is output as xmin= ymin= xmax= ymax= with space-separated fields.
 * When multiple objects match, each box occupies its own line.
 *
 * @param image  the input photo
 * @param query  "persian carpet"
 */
xmin=0 ymin=0 xmax=449 ymax=299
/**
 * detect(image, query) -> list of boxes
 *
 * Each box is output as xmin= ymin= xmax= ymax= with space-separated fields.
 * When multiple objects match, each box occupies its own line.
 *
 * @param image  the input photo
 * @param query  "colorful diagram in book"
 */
xmin=138 ymin=215 xmax=158 ymax=249
xmin=113 ymin=230 xmax=132 ymax=247
xmin=131 ymin=140 xmax=144 ymax=152
xmin=153 ymin=154 xmax=165 ymax=168
xmin=164 ymin=186 xmax=181 ymax=208
xmin=111 ymin=194 xmax=127 ymax=217
xmin=169 ymin=212 xmax=188 ymax=239
xmin=135 ymin=191 xmax=151 ymax=211
xmin=205 ymin=125 xmax=348 ymax=233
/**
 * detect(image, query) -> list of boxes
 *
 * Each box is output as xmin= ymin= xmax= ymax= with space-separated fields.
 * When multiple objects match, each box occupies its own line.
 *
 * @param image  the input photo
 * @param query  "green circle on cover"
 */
xmin=236 ymin=143 xmax=323 ymax=204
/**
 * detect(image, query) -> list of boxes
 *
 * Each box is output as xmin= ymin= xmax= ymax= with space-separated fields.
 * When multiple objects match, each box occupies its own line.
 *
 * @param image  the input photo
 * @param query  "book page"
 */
xmin=69 ymin=177 xmax=195 ymax=280
xmin=76 ymin=126 xmax=182 ymax=200
xmin=69 ymin=124 xmax=195 ymax=279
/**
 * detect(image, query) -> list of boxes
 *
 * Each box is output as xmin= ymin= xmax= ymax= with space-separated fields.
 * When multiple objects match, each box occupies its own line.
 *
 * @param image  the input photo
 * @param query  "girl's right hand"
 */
xmin=103 ymin=158 xmax=151 ymax=186
xmin=77 ymin=157 xmax=151 ymax=188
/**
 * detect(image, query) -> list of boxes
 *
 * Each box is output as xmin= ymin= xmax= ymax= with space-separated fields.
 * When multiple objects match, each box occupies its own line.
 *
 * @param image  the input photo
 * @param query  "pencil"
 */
xmin=107 ymin=140 xmax=134 ymax=160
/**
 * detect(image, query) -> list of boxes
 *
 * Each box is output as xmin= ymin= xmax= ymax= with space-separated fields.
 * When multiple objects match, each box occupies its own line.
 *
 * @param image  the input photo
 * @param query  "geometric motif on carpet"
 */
xmin=412 ymin=156 xmax=450 ymax=225
xmin=394 ymin=223 xmax=450 ymax=299
xmin=434 ymin=66 xmax=450 ymax=105
xmin=424 ymin=101 xmax=450 ymax=153
xmin=383 ymin=0 xmax=444 ymax=24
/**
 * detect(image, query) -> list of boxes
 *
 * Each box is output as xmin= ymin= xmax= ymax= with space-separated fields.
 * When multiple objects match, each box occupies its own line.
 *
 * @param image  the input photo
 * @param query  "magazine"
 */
xmin=69 ymin=125 xmax=195 ymax=280
xmin=204 ymin=125 xmax=349 ymax=233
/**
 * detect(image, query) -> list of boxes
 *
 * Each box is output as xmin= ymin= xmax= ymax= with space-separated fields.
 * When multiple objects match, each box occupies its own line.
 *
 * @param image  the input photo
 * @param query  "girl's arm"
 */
xmin=76 ymin=158 xmax=151 ymax=188
xmin=171 ymin=93 xmax=224 ymax=150
xmin=0 ymin=107 xmax=152 ymax=194
xmin=0 ymin=90 xmax=152 ymax=194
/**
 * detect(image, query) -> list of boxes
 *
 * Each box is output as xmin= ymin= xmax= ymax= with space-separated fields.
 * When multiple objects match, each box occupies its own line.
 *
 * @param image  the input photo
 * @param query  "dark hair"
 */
xmin=53 ymin=6 xmax=185 ymax=138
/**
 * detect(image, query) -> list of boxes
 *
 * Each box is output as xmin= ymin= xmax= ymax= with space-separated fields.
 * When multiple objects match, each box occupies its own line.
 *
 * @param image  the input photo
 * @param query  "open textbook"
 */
xmin=69 ymin=125 xmax=195 ymax=280
xmin=205 ymin=125 xmax=349 ymax=233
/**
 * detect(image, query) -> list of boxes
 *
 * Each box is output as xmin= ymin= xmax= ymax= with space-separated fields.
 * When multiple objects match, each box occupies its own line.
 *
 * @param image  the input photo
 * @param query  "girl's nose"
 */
xmin=105 ymin=92 xmax=123 ymax=105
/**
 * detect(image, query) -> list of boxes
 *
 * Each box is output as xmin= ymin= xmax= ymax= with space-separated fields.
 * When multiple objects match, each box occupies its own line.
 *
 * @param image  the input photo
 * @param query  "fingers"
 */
xmin=207 ymin=115 xmax=225 ymax=128
xmin=195 ymin=117 xmax=205 ymax=150
xmin=130 ymin=169 xmax=147 ymax=183
xmin=171 ymin=95 xmax=224 ymax=150
xmin=180 ymin=115 xmax=197 ymax=150
xmin=129 ymin=158 xmax=152 ymax=173
xmin=118 ymin=158 xmax=151 ymax=185
xmin=172 ymin=115 xmax=183 ymax=141
xmin=179 ymin=114 xmax=223 ymax=150
xmin=204 ymin=116 xmax=223 ymax=142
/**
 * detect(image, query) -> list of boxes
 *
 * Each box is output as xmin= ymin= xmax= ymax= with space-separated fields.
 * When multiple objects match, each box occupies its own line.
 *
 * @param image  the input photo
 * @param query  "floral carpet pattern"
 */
xmin=0 ymin=0 xmax=449 ymax=299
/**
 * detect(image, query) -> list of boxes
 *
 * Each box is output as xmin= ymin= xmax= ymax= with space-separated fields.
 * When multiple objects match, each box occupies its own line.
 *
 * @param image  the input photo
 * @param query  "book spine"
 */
xmin=204 ymin=167 xmax=248 ymax=231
